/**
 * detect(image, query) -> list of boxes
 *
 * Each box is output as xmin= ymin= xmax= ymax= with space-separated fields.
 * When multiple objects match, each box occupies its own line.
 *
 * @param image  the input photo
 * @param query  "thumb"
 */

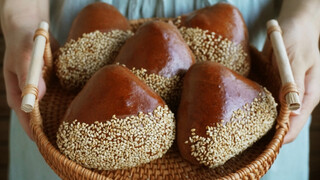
xmin=38 ymin=75 xmax=47 ymax=100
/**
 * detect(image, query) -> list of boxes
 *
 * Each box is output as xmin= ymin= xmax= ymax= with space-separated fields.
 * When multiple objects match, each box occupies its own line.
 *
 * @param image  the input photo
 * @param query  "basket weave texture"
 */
xmin=30 ymin=18 xmax=292 ymax=180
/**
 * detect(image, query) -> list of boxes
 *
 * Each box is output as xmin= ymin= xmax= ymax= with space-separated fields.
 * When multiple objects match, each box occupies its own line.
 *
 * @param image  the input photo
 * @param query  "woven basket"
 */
xmin=30 ymin=18 xmax=293 ymax=180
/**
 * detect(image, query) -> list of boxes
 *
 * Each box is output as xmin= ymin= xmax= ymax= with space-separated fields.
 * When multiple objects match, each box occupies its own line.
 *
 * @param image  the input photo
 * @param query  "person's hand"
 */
xmin=264 ymin=15 xmax=320 ymax=144
xmin=280 ymin=17 xmax=320 ymax=144
xmin=1 ymin=13 xmax=47 ymax=141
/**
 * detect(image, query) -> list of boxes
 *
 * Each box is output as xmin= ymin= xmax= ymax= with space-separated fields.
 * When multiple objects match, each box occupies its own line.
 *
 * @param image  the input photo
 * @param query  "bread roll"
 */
xmin=115 ymin=21 xmax=195 ymax=109
xmin=67 ymin=2 xmax=130 ymax=41
xmin=57 ymin=65 xmax=175 ymax=170
xmin=176 ymin=3 xmax=250 ymax=76
xmin=177 ymin=62 xmax=277 ymax=168
xmin=55 ymin=2 xmax=133 ymax=90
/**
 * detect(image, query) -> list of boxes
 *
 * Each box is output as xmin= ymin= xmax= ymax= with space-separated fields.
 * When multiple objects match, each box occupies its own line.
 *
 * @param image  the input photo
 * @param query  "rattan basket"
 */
xmin=29 ymin=18 xmax=295 ymax=179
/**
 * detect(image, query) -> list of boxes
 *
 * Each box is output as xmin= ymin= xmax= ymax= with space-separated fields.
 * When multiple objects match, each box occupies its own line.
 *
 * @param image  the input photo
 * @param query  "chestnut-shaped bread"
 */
xmin=56 ymin=65 xmax=175 ymax=170
xmin=55 ymin=2 xmax=133 ymax=90
xmin=67 ymin=2 xmax=130 ymax=41
xmin=114 ymin=21 xmax=195 ymax=109
xmin=177 ymin=3 xmax=250 ymax=76
xmin=177 ymin=62 xmax=277 ymax=168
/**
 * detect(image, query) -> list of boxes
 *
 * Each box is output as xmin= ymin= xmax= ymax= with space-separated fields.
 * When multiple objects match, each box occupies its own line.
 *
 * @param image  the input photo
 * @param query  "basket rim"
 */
xmin=30 ymin=17 xmax=292 ymax=180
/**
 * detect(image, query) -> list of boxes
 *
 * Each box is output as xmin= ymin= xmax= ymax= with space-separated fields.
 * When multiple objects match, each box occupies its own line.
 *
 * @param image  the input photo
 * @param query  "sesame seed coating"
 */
xmin=185 ymin=88 xmax=277 ymax=168
xmin=56 ymin=105 xmax=175 ymax=170
xmin=55 ymin=30 xmax=133 ymax=90
xmin=130 ymin=67 xmax=182 ymax=110
xmin=178 ymin=27 xmax=249 ymax=76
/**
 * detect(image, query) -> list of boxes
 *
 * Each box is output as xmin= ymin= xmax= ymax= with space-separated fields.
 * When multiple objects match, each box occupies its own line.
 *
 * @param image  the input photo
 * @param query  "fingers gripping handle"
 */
xmin=21 ymin=21 xmax=49 ymax=113
xmin=267 ymin=19 xmax=301 ymax=110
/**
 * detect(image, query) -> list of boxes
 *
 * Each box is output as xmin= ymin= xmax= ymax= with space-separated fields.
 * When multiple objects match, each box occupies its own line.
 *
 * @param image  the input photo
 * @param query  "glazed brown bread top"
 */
xmin=178 ymin=62 xmax=261 ymax=134
xmin=67 ymin=2 xmax=130 ymax=41
xmin=63 ymin=65 xmax=165 ymax=124
xmin=177 ymin=62 xmax=263 ymax=165
xmin=114 ymin=21 xmax=195 ymax=78
xmin=180 ymin=3 xmax=248 ymax=47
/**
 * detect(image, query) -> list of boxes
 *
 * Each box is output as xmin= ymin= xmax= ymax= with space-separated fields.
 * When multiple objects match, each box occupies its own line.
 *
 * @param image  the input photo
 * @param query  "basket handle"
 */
xmin=21 ymin=21 xmax=53 ymax=113
xmin=267 ymin=19 xmax=300 ymax=111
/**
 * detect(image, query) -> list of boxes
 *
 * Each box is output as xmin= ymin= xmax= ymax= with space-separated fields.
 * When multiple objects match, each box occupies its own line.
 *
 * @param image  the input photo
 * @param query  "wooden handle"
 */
xmin=21 ymin=21 xmax=49 ymax=113
xmin=267 ymin=19 xmax=300 ymax=110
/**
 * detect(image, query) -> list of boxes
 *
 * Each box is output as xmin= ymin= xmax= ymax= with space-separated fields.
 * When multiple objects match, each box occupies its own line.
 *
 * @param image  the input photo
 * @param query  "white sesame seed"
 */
xmin=56 ymin=30 xmax=133 ymax=90
xmin=56 ymin=105 xmax=175 ymax=170
xmin=177 ymin=26 xmax=249 ymax=76
xmin=130 ymin=67 xmax=182 ymax=110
